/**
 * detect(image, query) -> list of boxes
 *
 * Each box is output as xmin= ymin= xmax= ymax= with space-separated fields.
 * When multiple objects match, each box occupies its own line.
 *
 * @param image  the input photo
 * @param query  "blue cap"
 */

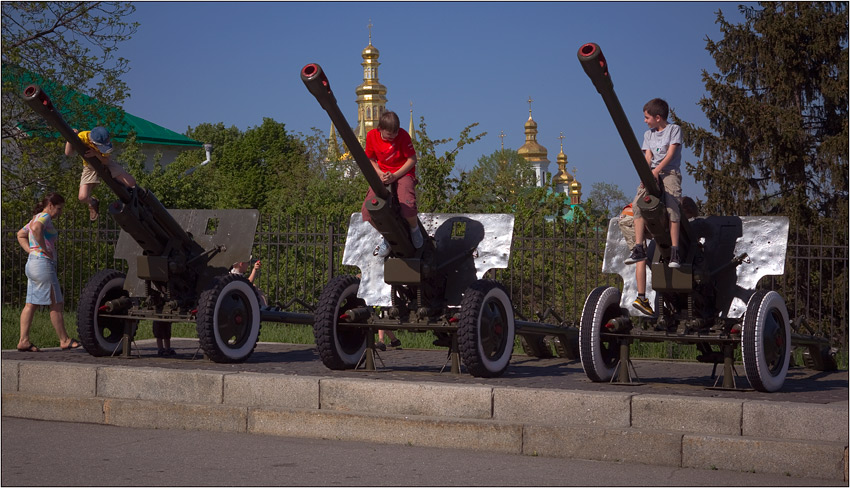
xmin=90 ymin=127 xmax=113 ymax=153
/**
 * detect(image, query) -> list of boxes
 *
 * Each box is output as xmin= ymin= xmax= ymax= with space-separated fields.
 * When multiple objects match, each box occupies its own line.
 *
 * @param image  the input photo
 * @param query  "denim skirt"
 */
xmin=25 ymin=253 xmax=63 ymax=305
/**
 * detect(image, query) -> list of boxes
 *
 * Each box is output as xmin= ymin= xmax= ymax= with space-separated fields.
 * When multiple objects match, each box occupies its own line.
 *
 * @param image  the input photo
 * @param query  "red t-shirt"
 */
xmin=364 ymin=128 xmax=416 ymax=177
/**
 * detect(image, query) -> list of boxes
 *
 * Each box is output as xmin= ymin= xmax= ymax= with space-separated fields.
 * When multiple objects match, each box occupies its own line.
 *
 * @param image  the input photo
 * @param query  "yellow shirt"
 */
xmin=77 ymin=130 xmax=110 ymax=166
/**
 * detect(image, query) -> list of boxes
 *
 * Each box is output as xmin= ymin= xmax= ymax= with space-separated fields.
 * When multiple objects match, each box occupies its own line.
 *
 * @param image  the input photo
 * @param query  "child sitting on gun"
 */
xmin=360 ymin=111 xmax=423 ymax=258
xmin=624 ymin=98 xmax=684 ymax=315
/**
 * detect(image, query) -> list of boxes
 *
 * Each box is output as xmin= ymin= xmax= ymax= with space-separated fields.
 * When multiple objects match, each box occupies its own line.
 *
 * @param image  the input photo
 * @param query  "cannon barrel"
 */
xmin=22 ymin=85 xmax=132 ymax=203
xmin=301 ymin=63 xmax=418 ymax=258
xmin=22 ymin=85 xmax=202 ymax=260
xmin=577 ymin=43 xmax=660 ymax=198
xmin=300 ymin=63 xmax=389 ymax=200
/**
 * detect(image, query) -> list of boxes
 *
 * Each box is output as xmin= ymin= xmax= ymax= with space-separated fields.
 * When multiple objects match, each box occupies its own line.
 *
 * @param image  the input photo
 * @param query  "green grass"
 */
xmin=2 ymin=309 xmax=847 ymax=370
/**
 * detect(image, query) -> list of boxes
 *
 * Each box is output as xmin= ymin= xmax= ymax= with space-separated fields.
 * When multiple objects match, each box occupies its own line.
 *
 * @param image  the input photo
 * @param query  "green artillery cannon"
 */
xmin=301 ymin=63 xmax=577 ymax=377
xmin=22 ymin=85 xmax=265 ymax=362
xmin=575 ymin=43 xmax=836 ymax=392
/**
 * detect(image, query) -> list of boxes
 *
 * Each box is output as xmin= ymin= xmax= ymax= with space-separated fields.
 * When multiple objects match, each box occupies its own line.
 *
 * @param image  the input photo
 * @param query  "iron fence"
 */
xmin=2 ymin=212 xmax=846 ymax=348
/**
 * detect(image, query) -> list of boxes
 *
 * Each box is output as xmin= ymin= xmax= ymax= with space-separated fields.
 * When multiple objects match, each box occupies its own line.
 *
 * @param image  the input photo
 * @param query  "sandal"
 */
xmin=16 ymin=343 xmax=40 ymax=352
xmin=61 ymin=339 xmax=81 ymax=350
xmin=88 ymin=197 xmax=100 ymax=221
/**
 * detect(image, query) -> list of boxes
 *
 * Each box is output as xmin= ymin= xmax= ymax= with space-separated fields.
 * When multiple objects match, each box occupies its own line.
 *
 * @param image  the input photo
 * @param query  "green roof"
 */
xmin=3 ymin=64 xmax=202 ymax=148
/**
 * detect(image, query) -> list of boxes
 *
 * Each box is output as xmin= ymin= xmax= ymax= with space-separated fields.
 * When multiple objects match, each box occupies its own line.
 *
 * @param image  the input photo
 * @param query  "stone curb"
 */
xmin=1 ymin=359 xmax=847 ymax=481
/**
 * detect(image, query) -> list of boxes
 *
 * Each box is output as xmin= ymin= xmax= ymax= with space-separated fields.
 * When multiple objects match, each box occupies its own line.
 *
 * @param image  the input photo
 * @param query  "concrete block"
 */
xmin=2 ymin=360 xmax=19 ymax=392
xmin=683 ymin=433 xmax=846 ymax=480
xmin=743 ymin=400 xmax=849 ymax=443
xmin=97 ymin=366 xmax=224 ymax=404
xmin=632 ymin=394 xmax=742 ymax=435
xmin=1 ymin=392 xmax=104 ymax=424
xmin=320 ymin=378 xmax=492 ymax=419
xmin=224 ymin=373 xmax=321 ymax=409
xmin=493 ymin=387 xmax=632 ymax=428
xmin=249 ymin=407 xmax=522 ymax=453
xmin=104 ymin=398 xmax=248 ymax=433
xmin=523 ymin=423 xmax=682 ymax=467
xmin=19 ymin=361 xmax=97 ymax=397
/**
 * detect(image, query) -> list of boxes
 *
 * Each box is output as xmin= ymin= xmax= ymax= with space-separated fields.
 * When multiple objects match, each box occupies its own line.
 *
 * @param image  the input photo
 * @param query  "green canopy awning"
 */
xmin=3 ymin=63 xmax=203 ymax=148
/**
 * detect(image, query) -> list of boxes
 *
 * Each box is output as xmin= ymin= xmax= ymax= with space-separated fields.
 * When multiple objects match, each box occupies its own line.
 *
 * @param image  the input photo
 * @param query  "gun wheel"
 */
xmin=196 ymin=274 xmax=261 ymax=363
xmin=520 ymin=335 xmax=554 ymax=358
xmin=742 ymin=290 xmax=791 ymax=392
xmin=802 ymin=344 xmax=838 ymax=372
xmin=458 ymin=280 xmax=515 ymax=378
xmin=313 ymin=275 xmax=368 ymax=370
xmin=552 ymin=333 xmax=580 ymax=360
xmin=77 ymin=269 xmax=138 ymax=356
xmin=579 ymin=286 xmax=623 ymax=382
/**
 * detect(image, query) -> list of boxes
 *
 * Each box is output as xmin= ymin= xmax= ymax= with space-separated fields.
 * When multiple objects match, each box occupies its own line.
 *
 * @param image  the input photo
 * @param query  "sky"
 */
xmin=119 ymin=1 xmax=756 ymax=203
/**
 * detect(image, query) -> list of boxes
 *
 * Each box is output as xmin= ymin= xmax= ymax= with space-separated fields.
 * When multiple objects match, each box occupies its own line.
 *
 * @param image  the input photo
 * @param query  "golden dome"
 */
xmin=362 ymin=44 xmax=380 ymax=59
xmin=517 ymin=116 xmax=548 ymax=161
xmin=553 ymin=151 xmax=572 ymax=184
xmin=570 ymin=168 xmax=582 ymax=195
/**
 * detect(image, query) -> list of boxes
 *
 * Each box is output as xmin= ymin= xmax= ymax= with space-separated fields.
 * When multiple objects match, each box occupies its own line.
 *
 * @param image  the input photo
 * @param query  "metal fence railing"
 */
xmin=3 ymin=212 xmax=846 ymax=349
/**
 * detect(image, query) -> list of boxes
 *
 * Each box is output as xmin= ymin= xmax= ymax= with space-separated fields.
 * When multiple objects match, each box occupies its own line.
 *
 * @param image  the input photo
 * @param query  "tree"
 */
xmin=673 ymin=2 xmax=848 ymax=228
xmin=462 ymin=149 xmax=538 ymax=212
xmin=414 ymin=117 xmax=486 ymax=213
xmin=587 ymin=181 xmax=629 ymax=219
xmin=2 ymin=2 xmax=138 ymax=210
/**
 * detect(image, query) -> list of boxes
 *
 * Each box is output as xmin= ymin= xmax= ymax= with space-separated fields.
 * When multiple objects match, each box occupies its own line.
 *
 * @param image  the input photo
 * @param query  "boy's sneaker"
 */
xmin=669 ymin=247 xmax=681 ymax=269
xmin=373 ymin=238 xmax=391 ymax=258
xmin=624 ymin=244 xmax=646 ymax=265
xmin=88 ymin=197 xmax=100 ymax=221
xmin=632 ymin=296 xmax=654 ymax=316
xmin=389 ymin=339 xmax=402 ymax=348
xmin=410 ymin=227 xmax=424 ymax=249
xmin=375 ymin=341 xmax=387 ymax=351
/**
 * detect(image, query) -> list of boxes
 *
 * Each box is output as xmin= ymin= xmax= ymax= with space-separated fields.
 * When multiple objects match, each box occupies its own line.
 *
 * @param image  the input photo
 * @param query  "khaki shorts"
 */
xmin=80 ymin=162 xmax=131 ymax=186
xmin=618 ymin=213 xmax=636 ymax=250
xmin=632 ymin=170 xmax=682 ymax=222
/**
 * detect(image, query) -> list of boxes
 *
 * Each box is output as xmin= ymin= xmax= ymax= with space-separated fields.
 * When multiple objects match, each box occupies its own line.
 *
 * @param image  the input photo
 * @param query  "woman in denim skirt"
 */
xmin=15 ymin=192 xmax=79 ymax=352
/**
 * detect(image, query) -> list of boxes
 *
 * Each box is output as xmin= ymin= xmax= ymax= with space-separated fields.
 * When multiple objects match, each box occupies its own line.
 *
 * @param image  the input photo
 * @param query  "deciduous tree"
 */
xmin=2 ymin=2 xmax=138 ymax=211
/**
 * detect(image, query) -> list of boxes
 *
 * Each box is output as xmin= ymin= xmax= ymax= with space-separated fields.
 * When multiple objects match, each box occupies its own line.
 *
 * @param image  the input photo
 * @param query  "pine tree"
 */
xmin=674 ymin=2 xmax=848 ymax=228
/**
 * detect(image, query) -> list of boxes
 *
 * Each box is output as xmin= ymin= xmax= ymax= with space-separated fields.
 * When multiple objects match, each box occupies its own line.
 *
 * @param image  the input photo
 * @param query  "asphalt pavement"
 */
xmin=2 ymin=417 xmax=844 ymax=487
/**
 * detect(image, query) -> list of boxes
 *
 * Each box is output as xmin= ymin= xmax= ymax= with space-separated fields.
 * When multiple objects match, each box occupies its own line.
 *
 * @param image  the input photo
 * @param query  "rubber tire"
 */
xmin=802 ymin=344 xmax=838 ymax=372
xmin=552 ymin=332 xmax=580 ymax=360
xmin=742 ymin=290 xmax=791 ymax=392
xmin=196 ymin=273 xmax=261 ymax=363
xmin=579 ymin=286 xmax=623 ymax=382
xmin=77 ymin=269 xmax=138 ymax=356
xmin=457 ymin=280 xmax=515 ymax=378
xmin=313 ymin=275 xmax=368 ymax=370
xmin=520 ymin=335 xmax=554 ymax=358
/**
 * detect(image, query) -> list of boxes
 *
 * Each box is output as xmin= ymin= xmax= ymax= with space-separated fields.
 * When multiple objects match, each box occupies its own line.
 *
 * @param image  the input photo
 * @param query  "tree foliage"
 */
xmin=673 ymin=2 xmax=848 ymax=227
xmin=414 ymin=117 xmax=487 ymax=213
xmin=587 ymin=181 xmax=629 ymax=219
xmin=2 ymin=1 xmax=138 ymax=208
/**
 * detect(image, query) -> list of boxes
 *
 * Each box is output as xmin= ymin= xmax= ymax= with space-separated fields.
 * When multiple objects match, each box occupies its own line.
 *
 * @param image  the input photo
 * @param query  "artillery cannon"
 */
xmin=575 ymin=43 xmax=836 ymax=392
xmin=22 ymin=85 xmax=266 ymax=362
xmin=301 ymin=63 xmax=577 ymax=376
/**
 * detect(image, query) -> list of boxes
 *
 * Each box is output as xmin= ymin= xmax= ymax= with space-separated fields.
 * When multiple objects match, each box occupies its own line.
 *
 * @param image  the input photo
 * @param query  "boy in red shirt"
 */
xmin=361 ymin=111 xmax=423 ymax=257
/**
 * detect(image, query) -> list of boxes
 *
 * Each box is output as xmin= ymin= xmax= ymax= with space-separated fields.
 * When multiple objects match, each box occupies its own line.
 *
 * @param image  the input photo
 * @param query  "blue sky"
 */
xmin=119 ymin=1 xmax=755 ymax=202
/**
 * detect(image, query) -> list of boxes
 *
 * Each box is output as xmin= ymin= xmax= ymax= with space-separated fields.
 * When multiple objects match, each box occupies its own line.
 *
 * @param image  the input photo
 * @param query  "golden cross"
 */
xmin=527 ymin=96 xmax=534 ymax=116
xmin=499 ymin=130 xmax=506 ymax=150
xmin=559 ymin=131 xmax=565 ymax=152
xmin=368 ymin=19 xmax=373 ymax=44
